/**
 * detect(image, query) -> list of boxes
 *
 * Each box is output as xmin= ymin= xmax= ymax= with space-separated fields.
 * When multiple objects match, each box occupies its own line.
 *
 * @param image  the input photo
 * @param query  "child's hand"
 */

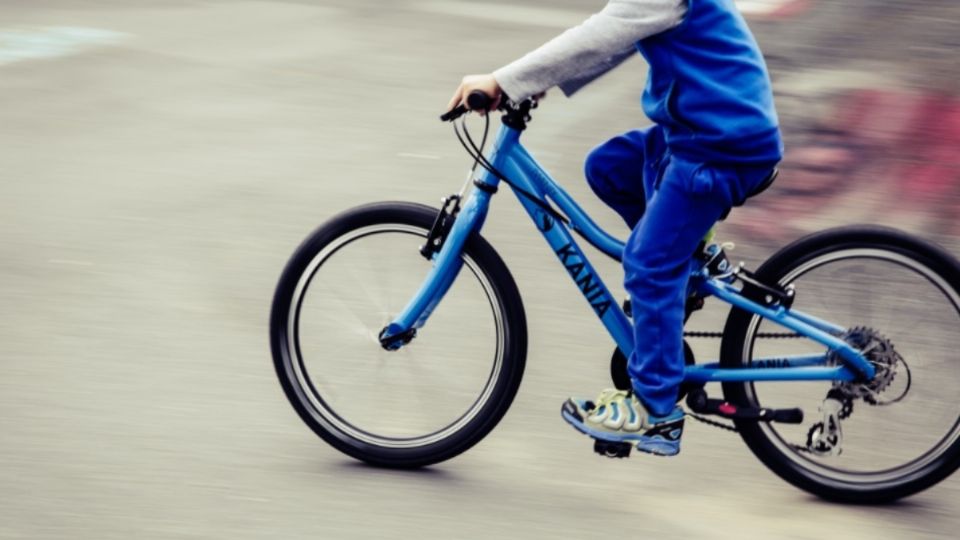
xmin=446 ymin=74 xmax=503 ymax=115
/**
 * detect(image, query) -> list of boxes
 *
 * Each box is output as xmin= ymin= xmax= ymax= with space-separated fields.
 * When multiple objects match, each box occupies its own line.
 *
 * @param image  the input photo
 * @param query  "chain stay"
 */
xmin=683 ymin=330 xmax=802 ymax=339
xmin=685 ymin=328 xmax=906 ymax=457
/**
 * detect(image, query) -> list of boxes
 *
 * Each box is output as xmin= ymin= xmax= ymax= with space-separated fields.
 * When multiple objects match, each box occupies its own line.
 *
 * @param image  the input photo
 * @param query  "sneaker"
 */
xmin=561 ymin=389 xmax=684 ymax=456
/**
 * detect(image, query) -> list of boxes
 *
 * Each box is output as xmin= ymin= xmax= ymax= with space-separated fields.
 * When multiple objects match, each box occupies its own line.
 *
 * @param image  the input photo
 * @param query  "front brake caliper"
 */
xmin=420 ymin=195 xmax=461 ymax=261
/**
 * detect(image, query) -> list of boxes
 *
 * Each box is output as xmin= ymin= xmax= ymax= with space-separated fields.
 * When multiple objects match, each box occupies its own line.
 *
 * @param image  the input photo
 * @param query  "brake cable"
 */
xmin=451 ymin=112 xmax=571 ymax=227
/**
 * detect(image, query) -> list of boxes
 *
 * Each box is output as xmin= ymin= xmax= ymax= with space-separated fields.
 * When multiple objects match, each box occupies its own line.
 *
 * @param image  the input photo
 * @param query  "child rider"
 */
xmin=446 ymin=0 xmax=783 ymax=456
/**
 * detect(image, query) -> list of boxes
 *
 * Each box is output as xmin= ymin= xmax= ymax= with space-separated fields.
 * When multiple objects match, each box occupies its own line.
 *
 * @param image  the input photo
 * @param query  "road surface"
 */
xmin=1 ymin=1 xmax=958 ymax=538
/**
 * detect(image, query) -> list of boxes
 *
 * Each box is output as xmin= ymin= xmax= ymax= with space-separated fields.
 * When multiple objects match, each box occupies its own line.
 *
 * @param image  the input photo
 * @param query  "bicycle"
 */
xmin=269 ymin=92 xmax=960 ymax=503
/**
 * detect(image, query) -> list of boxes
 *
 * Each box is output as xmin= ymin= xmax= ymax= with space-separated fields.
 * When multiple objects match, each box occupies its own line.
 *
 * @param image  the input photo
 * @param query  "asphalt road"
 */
xmin=1 ymin=1 xmax=958 ymax=539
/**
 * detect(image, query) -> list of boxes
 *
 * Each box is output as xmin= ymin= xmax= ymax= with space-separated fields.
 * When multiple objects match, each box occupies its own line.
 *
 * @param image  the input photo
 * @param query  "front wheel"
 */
xmin=270 ymin=202 xmax=527 ymax=468
xmin=721 ymin=225 xmax=960 ymax=502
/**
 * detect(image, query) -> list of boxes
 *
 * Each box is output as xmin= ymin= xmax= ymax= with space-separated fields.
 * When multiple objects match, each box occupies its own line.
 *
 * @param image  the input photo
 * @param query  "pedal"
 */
xmin=593 ymin=439 xmax=632 ymax=459
xmin=685 ymin=388 xmax=803 ymax=424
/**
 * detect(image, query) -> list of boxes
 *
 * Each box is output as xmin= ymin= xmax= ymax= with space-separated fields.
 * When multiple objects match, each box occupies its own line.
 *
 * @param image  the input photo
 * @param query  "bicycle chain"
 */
xmin=687 ymin=412 xmax=738 ymax=432
xmin=687 ymin=411 xmax=816 ymax=454
xmin=682 ymin=329 xmax=839 ymax=455
xmin=683 ymin=329 xmax=801 ymax=440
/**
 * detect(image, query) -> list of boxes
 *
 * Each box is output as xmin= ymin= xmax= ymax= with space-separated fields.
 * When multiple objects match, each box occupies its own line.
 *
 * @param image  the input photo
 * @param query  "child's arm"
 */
xmin=496 ymin=0 xmax=686 ymax=100
xmin=448 ymin=0 xmax=686 ymax=111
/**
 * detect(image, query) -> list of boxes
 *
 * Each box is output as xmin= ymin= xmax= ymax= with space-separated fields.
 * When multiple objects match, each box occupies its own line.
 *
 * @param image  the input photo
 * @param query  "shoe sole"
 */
xmin=561 ymin=407 xmax=680 ymax=457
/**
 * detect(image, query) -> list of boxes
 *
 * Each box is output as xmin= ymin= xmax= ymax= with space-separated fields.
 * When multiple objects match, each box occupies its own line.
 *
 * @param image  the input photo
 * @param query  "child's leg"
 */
xmin=584 ymin=126 xmax=666 ymax=229
xmin=625 ymin=157 xmax=773 ymax=416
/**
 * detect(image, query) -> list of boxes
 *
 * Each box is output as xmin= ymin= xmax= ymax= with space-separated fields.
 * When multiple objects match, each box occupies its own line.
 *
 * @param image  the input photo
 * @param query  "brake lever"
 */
xmin=440 ymin=104 xmax=468 ymax=122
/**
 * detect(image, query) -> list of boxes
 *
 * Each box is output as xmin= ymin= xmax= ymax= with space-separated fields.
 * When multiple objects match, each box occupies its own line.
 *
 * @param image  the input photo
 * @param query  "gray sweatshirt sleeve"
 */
xmin=492 ymin=0 xmax=687 ymax=101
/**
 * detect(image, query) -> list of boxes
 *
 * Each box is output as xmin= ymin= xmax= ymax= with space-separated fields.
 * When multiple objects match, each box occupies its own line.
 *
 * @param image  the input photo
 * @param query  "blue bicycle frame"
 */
xmin=382 ymin=122 xmax=876 ymax=384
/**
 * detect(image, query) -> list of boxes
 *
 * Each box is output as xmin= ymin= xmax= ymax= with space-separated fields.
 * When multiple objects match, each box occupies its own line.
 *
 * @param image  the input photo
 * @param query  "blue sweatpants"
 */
xmin=585 ymin=126 xmax=775 ymax=416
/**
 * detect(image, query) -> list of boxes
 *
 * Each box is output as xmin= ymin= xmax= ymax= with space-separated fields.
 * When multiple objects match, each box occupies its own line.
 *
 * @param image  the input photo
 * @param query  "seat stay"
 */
xmin=697 ymin=276 xmax=877 ymax=379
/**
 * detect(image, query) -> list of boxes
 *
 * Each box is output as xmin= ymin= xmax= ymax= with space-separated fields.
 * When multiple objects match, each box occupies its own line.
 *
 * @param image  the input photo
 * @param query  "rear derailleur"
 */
xmin=806 ymin=388 xmax=852 ymax=457
xmin=806 ymin=326 xmax=912 ymax=456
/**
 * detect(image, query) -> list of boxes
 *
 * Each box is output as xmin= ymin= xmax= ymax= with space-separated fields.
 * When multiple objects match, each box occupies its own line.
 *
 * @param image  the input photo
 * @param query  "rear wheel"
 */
xmin=721 ymin=225 xmax=960 ymax=502
xmin=270 ymin=202 xmax=527 ymax=467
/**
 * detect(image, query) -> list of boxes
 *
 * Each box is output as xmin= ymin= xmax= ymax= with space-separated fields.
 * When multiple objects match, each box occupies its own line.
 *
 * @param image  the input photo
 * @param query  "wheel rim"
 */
xmin=743 ymin=247 xmax=960 ymax=486
xmin=285 ymin=224 xmax=506 ymax=448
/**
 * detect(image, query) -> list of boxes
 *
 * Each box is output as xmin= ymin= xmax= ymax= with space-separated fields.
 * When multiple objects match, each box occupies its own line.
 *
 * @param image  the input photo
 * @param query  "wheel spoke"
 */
xmin=308 ymin=281 xmax=376 ymax=333
xmin=723 ymin=230 xmax=960 ymax=501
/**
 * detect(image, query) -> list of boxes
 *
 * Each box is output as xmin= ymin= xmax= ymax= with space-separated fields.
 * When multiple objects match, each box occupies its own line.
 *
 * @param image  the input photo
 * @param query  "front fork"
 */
xmin=378 ymin=181 xmax=497 ymax=350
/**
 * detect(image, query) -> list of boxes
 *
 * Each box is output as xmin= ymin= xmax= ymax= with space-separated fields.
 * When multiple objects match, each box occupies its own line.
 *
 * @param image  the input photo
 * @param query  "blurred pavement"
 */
xmin=1 ymin=1 xmax=958 ymax=539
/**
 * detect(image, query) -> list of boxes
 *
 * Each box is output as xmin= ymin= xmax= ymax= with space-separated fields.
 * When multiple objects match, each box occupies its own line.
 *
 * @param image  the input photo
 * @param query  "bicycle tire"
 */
xmin=270 ymin=202 xmax=527 ymax=468
xmin=720 ymin=225 xmax=960 ymax=502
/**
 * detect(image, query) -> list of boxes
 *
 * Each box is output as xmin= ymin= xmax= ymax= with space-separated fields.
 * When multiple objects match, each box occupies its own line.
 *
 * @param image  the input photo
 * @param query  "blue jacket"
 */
xmin=637 ymin=0 xmax=784 ymax=164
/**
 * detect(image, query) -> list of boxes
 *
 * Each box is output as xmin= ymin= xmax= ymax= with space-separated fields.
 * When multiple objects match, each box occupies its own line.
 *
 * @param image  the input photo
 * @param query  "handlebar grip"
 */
xmin=439 ymin=90 xmax=496 ymax=122
xmin=466 ymin=91 xmax=492 ymax=112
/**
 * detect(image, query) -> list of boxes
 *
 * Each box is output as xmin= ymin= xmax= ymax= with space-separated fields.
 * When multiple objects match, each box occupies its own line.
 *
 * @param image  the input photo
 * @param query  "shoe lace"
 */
xmin=593 ymin=389 xmax=631 ymax=411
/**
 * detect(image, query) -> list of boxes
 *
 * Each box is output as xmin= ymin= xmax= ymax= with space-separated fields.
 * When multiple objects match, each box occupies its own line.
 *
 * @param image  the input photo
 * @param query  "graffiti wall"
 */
xmin=728 ymin=0 xmax=960 ymax=248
